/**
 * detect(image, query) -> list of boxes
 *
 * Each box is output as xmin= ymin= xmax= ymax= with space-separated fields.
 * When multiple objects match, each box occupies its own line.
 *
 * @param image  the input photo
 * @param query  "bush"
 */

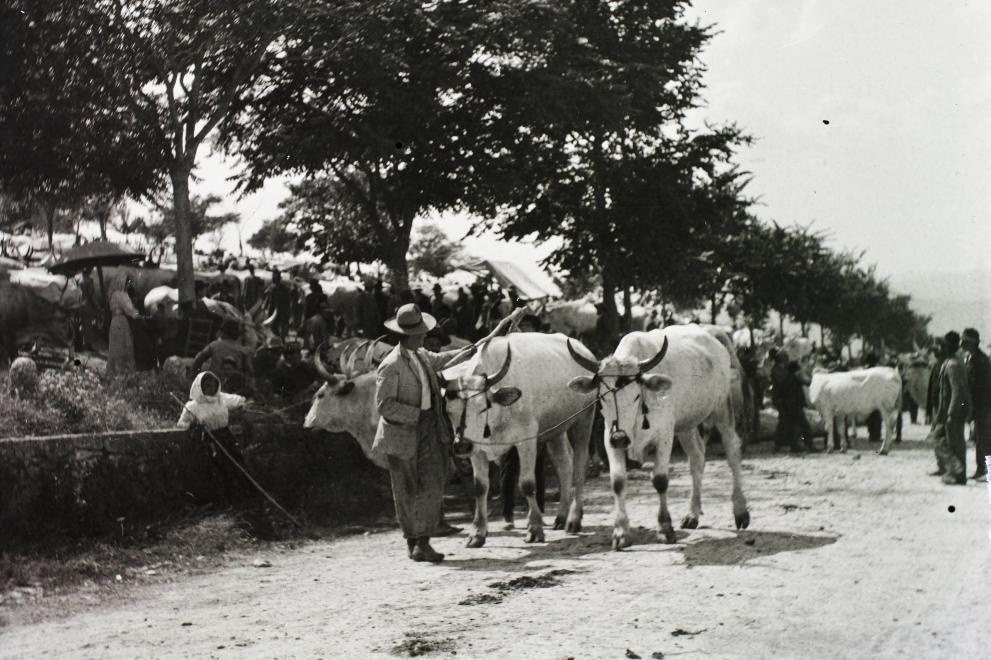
xmin=0 ymin=369 xmax=177 ymax=438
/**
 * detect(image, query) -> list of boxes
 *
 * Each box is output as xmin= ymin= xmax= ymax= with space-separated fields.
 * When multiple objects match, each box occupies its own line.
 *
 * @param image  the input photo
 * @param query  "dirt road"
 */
xmin=2 ymin=420 xmax=989 ymax=659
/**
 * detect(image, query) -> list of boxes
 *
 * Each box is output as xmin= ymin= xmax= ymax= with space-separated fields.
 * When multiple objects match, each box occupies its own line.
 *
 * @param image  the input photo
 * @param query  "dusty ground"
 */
xmin=2 ymin=418 xmax=989 ymax=659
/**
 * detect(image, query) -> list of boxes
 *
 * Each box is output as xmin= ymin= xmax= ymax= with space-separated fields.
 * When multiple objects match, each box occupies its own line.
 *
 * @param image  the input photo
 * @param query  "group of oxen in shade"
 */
xmin=304 ymin=324 xmax=751 ymax=551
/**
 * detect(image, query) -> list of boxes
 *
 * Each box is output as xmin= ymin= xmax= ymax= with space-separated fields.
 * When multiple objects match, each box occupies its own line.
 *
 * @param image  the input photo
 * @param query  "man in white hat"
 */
xmin=374 ymin=302 xmax=524 ymax=562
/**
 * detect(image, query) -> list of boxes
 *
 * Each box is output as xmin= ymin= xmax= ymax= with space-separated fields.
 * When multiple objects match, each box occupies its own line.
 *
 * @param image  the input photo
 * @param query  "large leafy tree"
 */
xmin=408 ymin=222 xmax=465 ymax=279
xmin=274 ymin=176 xmax=387 ymax=268
xmin=0 ymin=2 xmax=163 ymax=247
xmin=463 ymin=1 xmax=752 ymax=339
xmin=222 ymin=1 xmax=493 ymax=290
xmin=3 ymin=0 xmax=288 ymax=304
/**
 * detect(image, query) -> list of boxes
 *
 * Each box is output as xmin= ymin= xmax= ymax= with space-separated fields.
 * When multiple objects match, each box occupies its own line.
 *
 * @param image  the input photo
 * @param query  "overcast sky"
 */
xmin=198 ymin=0 xmax=990 ymax=284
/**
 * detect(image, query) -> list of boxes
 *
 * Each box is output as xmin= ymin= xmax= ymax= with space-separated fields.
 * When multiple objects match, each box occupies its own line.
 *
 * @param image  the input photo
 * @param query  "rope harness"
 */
xmin=448 ymin=379 xmax=645 ymax=449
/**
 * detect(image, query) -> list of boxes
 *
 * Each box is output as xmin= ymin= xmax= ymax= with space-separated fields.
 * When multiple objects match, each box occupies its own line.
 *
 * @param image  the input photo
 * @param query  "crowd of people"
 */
xmin=763 ymin=327 xmax=990 ymax=485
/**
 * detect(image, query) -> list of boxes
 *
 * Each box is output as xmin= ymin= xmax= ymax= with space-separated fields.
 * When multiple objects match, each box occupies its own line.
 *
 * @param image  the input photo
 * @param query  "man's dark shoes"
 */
xmin=411 ymin=538 xmax=444 ymax=563
xmin=406 ymin=538 xmax=417 ymax=559
xmin=928 ymin=469 xmax=945 ymax=477
xmin=970 ymin=471 xmax=987 ymax=482
xmin=941 ymin=473 xmax=967 ymax=486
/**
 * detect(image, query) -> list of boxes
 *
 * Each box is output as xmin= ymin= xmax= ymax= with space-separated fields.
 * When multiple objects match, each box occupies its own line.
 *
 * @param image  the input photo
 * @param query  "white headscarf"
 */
xmin=176 ymin=371 xmax=246 ymax=431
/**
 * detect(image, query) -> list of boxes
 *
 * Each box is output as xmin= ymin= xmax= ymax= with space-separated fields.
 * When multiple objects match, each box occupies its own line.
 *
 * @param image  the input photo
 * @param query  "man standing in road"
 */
xmin=961 ymin=328 xmax=990 ymax=481
xmin=374 ymin=303 xmax=523 ymax=563
xmin=930 ymin=331 xmax=971 ymax=485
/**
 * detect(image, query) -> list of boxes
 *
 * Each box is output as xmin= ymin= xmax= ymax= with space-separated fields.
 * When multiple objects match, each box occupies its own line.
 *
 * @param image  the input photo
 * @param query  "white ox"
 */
xmin=440 ymin=333 xmax=597 ymax=547
xmin=808 ymin=367 xmax=902 ymax=454
xmin=566 ymin=324 xmax=750 ymax=550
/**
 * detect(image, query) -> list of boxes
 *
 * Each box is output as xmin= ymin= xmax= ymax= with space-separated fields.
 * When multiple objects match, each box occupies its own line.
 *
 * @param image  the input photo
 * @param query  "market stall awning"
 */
xmin=460 ymin=259 xmax=561 ymax=300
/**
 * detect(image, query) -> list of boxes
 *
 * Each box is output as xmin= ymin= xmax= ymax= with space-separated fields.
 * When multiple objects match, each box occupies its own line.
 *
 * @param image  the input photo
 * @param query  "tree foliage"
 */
xmin=408 ymin=223 xmax=465 ymax=279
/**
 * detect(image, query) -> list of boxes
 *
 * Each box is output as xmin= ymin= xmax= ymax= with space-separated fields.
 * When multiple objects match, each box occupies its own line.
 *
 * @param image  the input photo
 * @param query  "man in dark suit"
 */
xmin=373 ymin=303 xmax=523 ymax=562
xmin=961 ymin=328 xmax=991 ymax=481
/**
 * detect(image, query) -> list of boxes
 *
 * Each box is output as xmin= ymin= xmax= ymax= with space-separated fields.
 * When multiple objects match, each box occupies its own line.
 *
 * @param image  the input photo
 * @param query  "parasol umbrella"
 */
xmin=48 ymin=241 xmax=144 ymax=326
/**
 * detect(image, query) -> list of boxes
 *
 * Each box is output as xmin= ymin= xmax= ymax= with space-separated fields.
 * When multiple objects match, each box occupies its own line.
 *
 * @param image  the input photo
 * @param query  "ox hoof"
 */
xmin=565 ymin=519 xmax=582 ymax=534
xmin=735 ymin=510 xmax=751 ymax=530
xmin=877 ymin=448 xmax=889 ymax=456
xmin=840 ymin=447 xmax=848 ymax=454
xmin=612 ymin=533 xmax=633 ymax=551
xmin=681 ymin=515 xmax=699 ymax=530
xmin=524 ymin=529 xmax=545 ymax=544
xmin=826 ymin=447 xmax=834 ymax=454
xmin=658 ymin=524 xmax=677 ymax=545
xmin=466 ymin=535 xmax=486 ymax=549
xmin=552 ymin=515 xmax=566 ymax=531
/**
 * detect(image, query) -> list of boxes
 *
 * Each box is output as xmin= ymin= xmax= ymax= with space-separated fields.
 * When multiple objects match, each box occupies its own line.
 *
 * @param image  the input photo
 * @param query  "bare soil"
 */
xmin=2 ymin=418 xmax=989 ymax=659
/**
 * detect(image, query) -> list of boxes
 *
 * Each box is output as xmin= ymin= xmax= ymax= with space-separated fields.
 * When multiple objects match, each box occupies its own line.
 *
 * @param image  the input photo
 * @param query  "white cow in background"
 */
xmin=808 ymin=367 xmax=902 ymax=454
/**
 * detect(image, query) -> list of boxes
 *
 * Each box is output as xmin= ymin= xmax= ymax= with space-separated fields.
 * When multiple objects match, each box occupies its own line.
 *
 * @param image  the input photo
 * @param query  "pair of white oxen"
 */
xmin=304 ymin=324 xmax=750 ymax=551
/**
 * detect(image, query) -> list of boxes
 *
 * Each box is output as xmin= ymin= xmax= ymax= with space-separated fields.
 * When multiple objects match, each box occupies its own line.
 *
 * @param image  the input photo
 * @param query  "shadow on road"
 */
xmin=442 ymin=525 xmax=837 ymax=573
xmin=681 ymin=529 xmax=837 ymax=567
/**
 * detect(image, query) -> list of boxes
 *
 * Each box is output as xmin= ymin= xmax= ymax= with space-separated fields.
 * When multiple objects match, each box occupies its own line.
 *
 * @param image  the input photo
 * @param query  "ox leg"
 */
xmin=604 ymin=430 xmax=633 ymax=550
xmin=841 ymin=415 xmax=850 ymax=453
xmin=715 ymin=418 xmax=751 ymax=531
xmin=466 ymin=451 xmax=491 ymax=548
xmin=517 ymin=441 xmax=546 ymax=543
xmin=564 ymin=411 xmax=593 ymax=534
xmin=652 ymin=428 xmax=678 ymax=545
xmin=544 ymin=434 xmax=574 ymax=531
xmin=878 ymin=409 xmax=895 ymax=455
xmin=678 ymin=428 xmax=705 ymax=530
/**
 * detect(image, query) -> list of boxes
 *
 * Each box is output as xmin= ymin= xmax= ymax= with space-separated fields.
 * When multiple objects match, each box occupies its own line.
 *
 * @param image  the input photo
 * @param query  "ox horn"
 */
xmin=484 ymin=344 xmax=513 ymax=389
xmin=313 ymin=343 xmax=339 ymax=383
xmin=567 ymin=339 xmax=600 ymax=374
xmin=366 ymin=334 xmax=390 ymax=366
xmin=339 ymin=341 xmax=364 ymax=375
xmin=261 ymin=309 xmax=278 ymax=326
xmin=638 ymin=336 xmax=669 ymax=373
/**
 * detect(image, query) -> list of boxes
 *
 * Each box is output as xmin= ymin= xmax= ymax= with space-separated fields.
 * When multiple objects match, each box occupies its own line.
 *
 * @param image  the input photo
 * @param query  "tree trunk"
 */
xmin=800 ymin=321 xmax=808 ymax=338
xmin=710 ymin=294 xmax=718 ymax=325
xmin=778 ymin=312 xmax=785 ymax=339
xmin=622 ymin=287 xmax=632 ymax=332
xmin=388 ymin=241 xmax=410 ymax=293
xmin=600 ymin=268 xmax=619 ymax=347
xmin=171 ymin=166 xmax=197 ymax=306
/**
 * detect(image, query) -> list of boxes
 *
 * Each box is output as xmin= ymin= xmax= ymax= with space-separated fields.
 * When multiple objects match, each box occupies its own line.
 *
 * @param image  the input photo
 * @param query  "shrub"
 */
xmin=0 ymin=369 xmax=176 ymax=438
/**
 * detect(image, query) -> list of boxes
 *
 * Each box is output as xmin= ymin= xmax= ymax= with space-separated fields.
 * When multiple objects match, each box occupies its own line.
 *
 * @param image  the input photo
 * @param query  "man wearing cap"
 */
xmin=374 ymin=303 xmax=524 ymax=562
xmin=930 ymin=331 xmax=971 ymax=485
xmin=961 ymin=328 xmax=991 ymax=481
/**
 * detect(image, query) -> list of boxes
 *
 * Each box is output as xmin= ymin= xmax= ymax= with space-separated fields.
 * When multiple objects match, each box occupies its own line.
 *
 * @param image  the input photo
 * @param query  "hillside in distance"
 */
xmin=890 ymin=269 xmax=991 ymax=337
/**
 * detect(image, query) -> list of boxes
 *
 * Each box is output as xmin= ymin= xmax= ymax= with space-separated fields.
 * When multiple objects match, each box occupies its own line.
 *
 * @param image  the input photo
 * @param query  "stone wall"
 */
xmin=0 ymin=422 xmax=392 ymax=551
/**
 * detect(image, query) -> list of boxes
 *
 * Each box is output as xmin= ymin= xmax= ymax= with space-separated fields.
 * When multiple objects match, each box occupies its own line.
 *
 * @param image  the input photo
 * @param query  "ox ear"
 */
xmin=335 ymin=381 xmax=355 ymax=397
xmin=641 ymin=374 xmax=673 ymax=394
xmin=567 ymin=375 xmax=598 ymax=394
xmin=491 ymin=386 xmax=522 ymax=407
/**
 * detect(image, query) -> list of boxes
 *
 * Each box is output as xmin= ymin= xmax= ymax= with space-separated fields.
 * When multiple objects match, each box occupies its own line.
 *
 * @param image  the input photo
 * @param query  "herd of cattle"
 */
xmin=304 ymin=323 xmax=915 ymax=551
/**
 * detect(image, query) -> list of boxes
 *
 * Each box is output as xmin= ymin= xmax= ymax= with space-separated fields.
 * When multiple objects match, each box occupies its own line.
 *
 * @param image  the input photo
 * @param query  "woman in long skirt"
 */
xmin=106 ymin=274 xmax=140 ymax=376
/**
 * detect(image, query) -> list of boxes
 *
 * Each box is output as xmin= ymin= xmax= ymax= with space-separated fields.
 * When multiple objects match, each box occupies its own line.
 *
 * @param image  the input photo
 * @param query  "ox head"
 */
xmin=440 ymin=341 xmax=516 ymax=453
xmin=304 ymin=343 xmax=387 ymax=468
xmin=565 ymin=335 xmax=671 ymax=451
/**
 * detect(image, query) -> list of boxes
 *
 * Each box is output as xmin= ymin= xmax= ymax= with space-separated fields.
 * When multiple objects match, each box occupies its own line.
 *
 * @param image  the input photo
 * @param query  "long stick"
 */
xmin=169 ymin=393 xmax=314 ymax=537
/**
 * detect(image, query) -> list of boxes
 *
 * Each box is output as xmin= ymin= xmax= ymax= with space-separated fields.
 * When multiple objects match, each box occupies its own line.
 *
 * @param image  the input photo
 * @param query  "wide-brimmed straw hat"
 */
xmin=385 ymin=303 xmax=437 ymax=336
